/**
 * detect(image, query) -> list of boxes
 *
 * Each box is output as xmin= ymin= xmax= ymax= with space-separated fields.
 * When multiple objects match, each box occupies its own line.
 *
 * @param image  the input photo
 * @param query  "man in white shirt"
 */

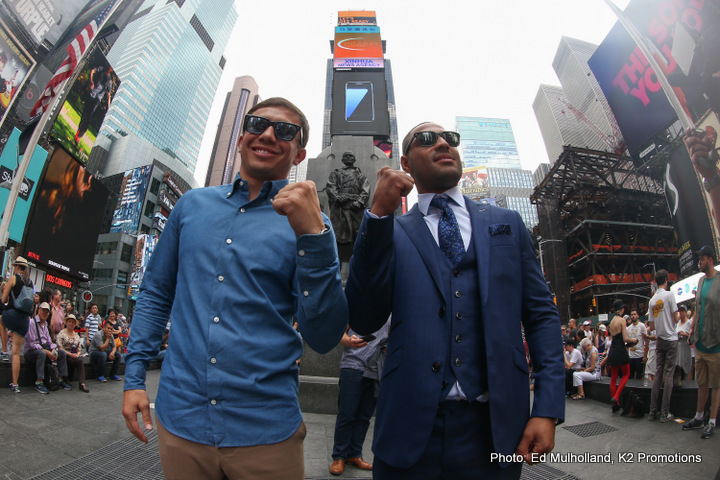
xmin=626 ymin=309 xmax=647 ymax=379
xmin=646 ymin=270 xmax=679 ymax=422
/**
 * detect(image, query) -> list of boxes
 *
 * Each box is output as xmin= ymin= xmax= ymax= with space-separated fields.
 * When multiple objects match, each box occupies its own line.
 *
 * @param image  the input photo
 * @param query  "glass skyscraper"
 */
xmin=456 ymin=116 xmax=535 ymax=227
xmin=99 ymin=0 xmax=237 ymax=175
xmin=455 ymin=117 xmax=521 ymax=170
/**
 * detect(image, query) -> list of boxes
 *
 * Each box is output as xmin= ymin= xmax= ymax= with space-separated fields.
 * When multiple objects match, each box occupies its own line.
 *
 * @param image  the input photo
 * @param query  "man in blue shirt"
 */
xmin=122 ymin=97 xmax=348 ymax=479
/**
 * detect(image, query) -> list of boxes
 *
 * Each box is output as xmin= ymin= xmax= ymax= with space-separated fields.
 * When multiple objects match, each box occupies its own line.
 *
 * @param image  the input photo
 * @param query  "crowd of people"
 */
xmin=0 ymin=257 xmax=137 ymax=394
xmin=563 ymin=254 xmax=720 ymax=441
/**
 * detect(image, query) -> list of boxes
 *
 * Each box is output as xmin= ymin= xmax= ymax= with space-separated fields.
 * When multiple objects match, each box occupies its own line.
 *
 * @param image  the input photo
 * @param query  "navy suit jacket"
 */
xmin=346 ymin=198 xmax=565 ymax=468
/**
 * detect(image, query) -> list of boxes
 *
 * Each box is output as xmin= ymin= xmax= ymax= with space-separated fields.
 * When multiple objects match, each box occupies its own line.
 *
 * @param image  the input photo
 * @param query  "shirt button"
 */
xmin=456 ymin=312 xmax=464 ymax=320
xmin=455 ymin=290 xmax=462 ymax=298
xmin=239 ymin=181 xmax=244 ymax=186
xmin=455 ymin=358 xmax=462 ymax=367
xmin=303 ymin=290 xmax=309 ymax=297
xmin=218 ymin=275 xmax=224 ymax=282
xmin=240 ymin=208 xmax=246 ymax=213
xmin=455 ymin=335 xmax=462 ymax=343
xmin=453 ymin=269 xmax=460 ymax=277
xmin=213 ymin=316 xmax=219 ymax=323
xmin=210 ymin=399 xmax=217 ymax=405
xmin=226 ymin=192 xmax=231 ymax=198
xmin=298 ymin=249 xmax=306 ymax=256
xmin=210 ymin=358 xmax=216 ymax=364
xmin=432 ymin=362 xmax=441 ymax=373
xmin=226 ymin=238 xmax=232 ymax=244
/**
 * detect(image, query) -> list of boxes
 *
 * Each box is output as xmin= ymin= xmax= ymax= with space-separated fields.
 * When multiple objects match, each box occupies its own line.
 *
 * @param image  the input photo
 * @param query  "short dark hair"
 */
xmin=655 ymin=269 xmax=669 ymax=286
xmin=246 ymin=97 xmax=309 ymax=148
xmin=630 ymin=308 xmax=639 ymax=315
xmin=401 ymin=122 xmax=435 ymax=157
xmin=107 ymin=308 xmax=116 ymax=316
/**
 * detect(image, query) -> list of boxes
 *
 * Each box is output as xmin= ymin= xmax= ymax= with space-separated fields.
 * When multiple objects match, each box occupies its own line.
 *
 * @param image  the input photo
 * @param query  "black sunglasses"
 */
xmin=243 ymin=115 xmax=303 ymax=143
xmin=403 ymin=131 xmax=460 ymax=156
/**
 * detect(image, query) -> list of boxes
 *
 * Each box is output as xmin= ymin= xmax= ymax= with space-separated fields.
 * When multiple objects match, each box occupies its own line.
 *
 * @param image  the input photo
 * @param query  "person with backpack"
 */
xmin=1 ymin=256 xmax=35 ymax=393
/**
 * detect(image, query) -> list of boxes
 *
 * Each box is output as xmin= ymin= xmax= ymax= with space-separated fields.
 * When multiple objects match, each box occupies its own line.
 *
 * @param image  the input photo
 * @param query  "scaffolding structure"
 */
xmin=531 ymin=146 xmax=679 ymax=320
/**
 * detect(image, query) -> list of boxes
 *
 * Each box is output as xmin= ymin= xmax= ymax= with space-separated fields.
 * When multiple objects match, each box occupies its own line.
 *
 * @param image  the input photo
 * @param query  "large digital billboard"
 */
xmin=128 ymin=233 xmax=157 ymax=300
xmin=333 ymin=26 xmax=384 ymax=69
xmin=23 ymin=147 xmax=110 ymax=280
xmin=0 ymin=128 xmax=48 ymax=243
xmin=459 ymin=166 xmax=489 ymax=199
xmin=4 ymin=0 xmax=92 ymax=49
xmin=331 ymin=71 xmax=389 ymax=136
xmin=338 ymin=11 xmax=377 ymax=25
xmin=50 ymin=48 xmax=119 ymax=164
xmin=588 ymin=0 xmax=719 ymax=157
xmin=110 ymin=165 xmax=153 ymax=234
xmin=0 ymin=21 xmax=35 ymax=125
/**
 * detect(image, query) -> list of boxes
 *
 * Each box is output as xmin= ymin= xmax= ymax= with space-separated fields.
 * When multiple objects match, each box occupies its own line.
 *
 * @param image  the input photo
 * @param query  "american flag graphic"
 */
xmin=30 ymin=0 xmax=117 ymax=117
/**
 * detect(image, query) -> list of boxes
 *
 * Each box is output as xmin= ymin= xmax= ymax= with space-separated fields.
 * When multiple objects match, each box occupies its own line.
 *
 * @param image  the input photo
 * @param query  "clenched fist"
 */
xmin=272 ymin=181 xmax=326 ymax=236
xmin=370 ymin=167 xmax=415 ymax=218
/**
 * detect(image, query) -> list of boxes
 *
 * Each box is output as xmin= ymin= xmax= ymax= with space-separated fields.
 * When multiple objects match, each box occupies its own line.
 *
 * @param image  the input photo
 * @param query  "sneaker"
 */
xmin=701 ymin=423 xmax=715 ymax=439
xmin=59 ymin=380 xmax=72 ymax=391
xmin=0 ymin=352 xmax=9 ymax=362
xmin=9 ymin=383 xmax=20 ymax=393
xmin=683 ymin=418 xmax=706 ymax=430
xmin=35 ymin=382 xmax=49 ymax=394
xmin=648 ymin=409 xmax=659 ymax=421
xmin=110 ymin=375 xmax=122 ymax=381
xmin=97 ymin=376 xmax=107 ymax=383
xmin=659 ymin=412 xmax=674 ymax=423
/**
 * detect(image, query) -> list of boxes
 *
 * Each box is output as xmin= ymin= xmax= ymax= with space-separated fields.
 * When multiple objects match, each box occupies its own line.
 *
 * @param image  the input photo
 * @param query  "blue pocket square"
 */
xmin=489 ymin=224 xmax=512 ymax=236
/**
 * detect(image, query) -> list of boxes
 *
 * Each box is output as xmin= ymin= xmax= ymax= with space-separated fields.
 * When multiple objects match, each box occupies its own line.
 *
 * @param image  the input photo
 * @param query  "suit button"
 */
xmin=439 ymin=307 xmax=445 ymax=316
xmin=455 ymin=358 xmax=462 ymax=367
xmin=455 ymin=335 xmax=462 ymax=343
xmin=441 ymin=380 xmax=448 ymax=390
xmin=432 ymin=362 xmax=441 ymax=373
xmin=453 ymin=269 xmax=460 ymax=277
xmin=455 ymin=290 xmax=462 ymax=298
xmin=456 ymin=312 xmax=463 ymax=320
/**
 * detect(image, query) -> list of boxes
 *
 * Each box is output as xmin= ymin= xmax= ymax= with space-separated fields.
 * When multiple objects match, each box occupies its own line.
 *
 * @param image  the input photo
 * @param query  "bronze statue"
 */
xmin=326 ymin=152 xmax=370 ymax=244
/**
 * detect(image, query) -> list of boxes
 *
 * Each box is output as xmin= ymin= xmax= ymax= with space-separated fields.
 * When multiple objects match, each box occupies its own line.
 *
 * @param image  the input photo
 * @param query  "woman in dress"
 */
xmin=1 ymin=257 xmax=33 ymax=393
xmin=606 ymin=299 xmax=638 ymax=412
xmin=56 ymin=314 xmax=89 ymax=392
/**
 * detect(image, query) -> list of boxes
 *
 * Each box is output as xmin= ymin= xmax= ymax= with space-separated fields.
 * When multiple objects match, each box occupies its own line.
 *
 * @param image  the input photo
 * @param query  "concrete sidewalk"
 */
xmin=0 ymin=369 xmax=718 ymax=479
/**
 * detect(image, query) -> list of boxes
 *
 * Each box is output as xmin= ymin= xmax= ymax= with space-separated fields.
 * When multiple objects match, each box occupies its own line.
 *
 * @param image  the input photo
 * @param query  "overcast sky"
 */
xmin=195 ymin=0 xmax=632 ymax=185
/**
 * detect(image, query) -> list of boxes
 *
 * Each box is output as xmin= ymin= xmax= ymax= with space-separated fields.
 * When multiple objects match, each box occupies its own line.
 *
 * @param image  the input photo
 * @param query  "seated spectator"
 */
xmin=564 ymin=338 xmax=583 ymax=396
xmin=89 ymin=322 xmax=122 ymax=383
xmin=103 ymin=309 xmax=123 ymax=337
xmin=56 ymin=314 xmax=89 ymax=392
xmin=572 ymin=338 xmax=602 ymax=399
xmin=24 ymin=302 xmax=72 ymax=394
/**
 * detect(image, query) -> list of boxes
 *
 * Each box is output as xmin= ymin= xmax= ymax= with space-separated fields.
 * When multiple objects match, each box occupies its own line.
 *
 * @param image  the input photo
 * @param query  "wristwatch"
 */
xmin=703 ymin=175 xmax=720 ymax=193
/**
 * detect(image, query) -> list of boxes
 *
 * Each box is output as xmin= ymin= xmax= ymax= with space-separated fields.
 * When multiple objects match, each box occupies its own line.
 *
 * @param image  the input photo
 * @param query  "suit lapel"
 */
xmin=397 ymin=205 xmax=447 ymax=303
xmin=467 ymin=197 xmax=490 ymax=307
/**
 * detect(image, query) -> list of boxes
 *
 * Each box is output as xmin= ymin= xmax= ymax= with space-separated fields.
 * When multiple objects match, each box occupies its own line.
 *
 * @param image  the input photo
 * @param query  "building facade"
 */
xmin=455 ymin=117 xmax=521 ymax=170
xmin=532 ymin=84 xmax=586 ymax=164
xmin=204 ymin=76 xmax=260 ymax=186
xmin=99 ymin=0 xmax=237 ymax=175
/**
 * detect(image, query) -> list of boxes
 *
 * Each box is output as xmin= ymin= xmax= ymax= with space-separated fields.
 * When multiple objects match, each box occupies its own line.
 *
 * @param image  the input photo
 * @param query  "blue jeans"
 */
xmin=332 ymin=368 xmax=377 ymax=460
xmin=90 ymin=350 xmax=121 ymax=377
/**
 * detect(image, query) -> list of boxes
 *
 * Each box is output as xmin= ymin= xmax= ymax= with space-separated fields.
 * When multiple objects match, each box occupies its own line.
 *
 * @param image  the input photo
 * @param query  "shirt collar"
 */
xmin=228 ymin=173 xmax=289 ymax=201
xmin=418 ymin=186 xmax=465 ymax=216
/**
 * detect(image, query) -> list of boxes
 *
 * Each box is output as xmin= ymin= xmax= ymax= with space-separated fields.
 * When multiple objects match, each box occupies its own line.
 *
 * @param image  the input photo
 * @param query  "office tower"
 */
xmin=455 ymin=116 xmax=536 ymax=227
xmin=320 ymin=13 xmax=399 ymax=165
xmin=98 ymin=0 xmax=237 ymax=176
xmin=205 ymin=76 xmax=260 ymax=186
xmin=533 ymin=162 xmax=551 ymax=187
xmin=532 ymin=84 xmax=586 ymax=163
xmin=552 ymin=36 xmax=623 ymax=153
xmin=455 ymin=117 xmax=521 ymax=170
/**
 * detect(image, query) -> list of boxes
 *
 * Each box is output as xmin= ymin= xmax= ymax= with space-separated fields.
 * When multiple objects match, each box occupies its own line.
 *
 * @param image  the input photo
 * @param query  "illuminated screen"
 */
xmin=333 ymin=26 xmax=384 ymax=69
xmin=23 ymin=147 xmax=110 ymax=280
xmin=331 ymin=71 xmax=389 ymax=136
xmin=338 ymin=11 xmax=377 ymax=25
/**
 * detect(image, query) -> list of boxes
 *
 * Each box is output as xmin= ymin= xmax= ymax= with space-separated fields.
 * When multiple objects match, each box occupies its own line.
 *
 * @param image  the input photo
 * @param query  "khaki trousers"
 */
xmin=157 ymin=419 xmax=306 ymax=480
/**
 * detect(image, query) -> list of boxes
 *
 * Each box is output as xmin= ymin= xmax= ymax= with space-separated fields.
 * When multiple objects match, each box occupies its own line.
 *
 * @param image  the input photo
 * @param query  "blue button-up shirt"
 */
xmin=124 ymin=175 xmax=348 ymax=447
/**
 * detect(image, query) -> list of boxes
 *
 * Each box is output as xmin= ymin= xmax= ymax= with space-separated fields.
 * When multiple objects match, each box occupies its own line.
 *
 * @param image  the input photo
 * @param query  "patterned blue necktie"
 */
xmin=430 ymin=195 xmax=465 ymax=264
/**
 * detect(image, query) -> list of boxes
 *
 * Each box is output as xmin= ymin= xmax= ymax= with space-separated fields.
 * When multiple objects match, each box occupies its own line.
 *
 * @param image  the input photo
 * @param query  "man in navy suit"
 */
xmin=346 ymin=122 xmax=565 ymax=479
